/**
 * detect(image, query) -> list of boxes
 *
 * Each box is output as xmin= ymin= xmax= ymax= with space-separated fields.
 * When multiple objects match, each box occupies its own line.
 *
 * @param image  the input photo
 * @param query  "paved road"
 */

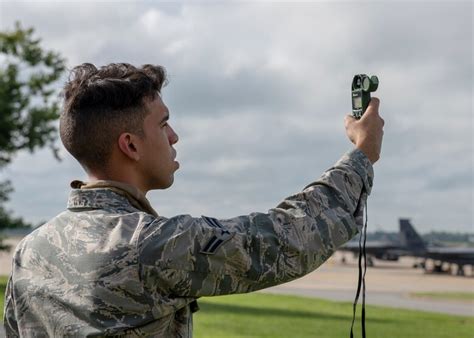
xmin=264 ymin=253 xmax=474 ymax=317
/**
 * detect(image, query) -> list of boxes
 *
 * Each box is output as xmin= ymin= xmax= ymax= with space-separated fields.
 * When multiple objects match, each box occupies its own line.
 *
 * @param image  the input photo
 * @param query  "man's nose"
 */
xmin=169 ymin=126 xmax=179 ymax=145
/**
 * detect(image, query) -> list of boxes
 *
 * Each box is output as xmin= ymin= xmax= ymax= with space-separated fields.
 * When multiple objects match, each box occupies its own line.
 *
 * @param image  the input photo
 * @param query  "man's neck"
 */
xmin=87 ymin=171 xmax=148 ymax=195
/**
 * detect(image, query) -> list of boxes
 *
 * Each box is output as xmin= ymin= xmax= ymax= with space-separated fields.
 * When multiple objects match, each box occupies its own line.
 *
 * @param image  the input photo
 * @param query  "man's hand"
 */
xmin=345 ymin=97 xmax=384 ymax=164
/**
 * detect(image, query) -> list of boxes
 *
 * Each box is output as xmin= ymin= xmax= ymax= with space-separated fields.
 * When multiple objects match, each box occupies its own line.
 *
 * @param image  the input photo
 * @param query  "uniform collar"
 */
xmin=68 ymin=180 xmax=159 ymax=217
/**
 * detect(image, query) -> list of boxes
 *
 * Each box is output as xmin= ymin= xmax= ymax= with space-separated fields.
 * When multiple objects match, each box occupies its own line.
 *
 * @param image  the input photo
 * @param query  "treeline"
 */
xmin=366 ymin=230 xmax=474 ymax=246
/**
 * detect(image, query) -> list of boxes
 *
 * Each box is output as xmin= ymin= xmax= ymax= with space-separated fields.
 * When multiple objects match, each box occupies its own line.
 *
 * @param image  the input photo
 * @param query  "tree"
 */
xmin=0 ymin=22 xmax=66 ymax=250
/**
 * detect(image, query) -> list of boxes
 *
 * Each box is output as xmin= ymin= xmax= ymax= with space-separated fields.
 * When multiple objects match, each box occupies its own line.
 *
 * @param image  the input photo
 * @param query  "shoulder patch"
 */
xmin=200 ymin=216 xmax=235 ymax=255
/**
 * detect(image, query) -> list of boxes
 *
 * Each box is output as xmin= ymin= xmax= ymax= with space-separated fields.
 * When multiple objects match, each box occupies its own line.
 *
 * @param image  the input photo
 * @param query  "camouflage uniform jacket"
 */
xmin=4 ymin=149 xmax=373 ymax=337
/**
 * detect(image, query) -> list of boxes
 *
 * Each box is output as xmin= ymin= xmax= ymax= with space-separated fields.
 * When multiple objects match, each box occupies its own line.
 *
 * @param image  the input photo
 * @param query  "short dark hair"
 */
xmin=60 ymin=63 xmax=167 ymax=172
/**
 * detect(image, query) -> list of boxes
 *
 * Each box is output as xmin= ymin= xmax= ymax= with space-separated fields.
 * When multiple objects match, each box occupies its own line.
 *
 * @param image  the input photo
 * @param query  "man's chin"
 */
xmin=166 ymin=176 xmax=175 ymax=188
xmin=148 ymin=176 xmax=174 ymax=191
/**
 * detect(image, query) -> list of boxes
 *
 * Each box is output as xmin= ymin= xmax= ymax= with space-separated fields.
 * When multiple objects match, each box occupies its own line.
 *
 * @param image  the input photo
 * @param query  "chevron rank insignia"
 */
xmin=200 ymin=216 xmax=235 ymax=255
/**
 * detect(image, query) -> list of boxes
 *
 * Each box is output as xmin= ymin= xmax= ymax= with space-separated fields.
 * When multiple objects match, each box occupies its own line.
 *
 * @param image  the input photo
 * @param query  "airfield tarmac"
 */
xmin=264 ymin=252 xmax=474 ymax=317
xmin=1 ymin=239 xmax=473 ymax=317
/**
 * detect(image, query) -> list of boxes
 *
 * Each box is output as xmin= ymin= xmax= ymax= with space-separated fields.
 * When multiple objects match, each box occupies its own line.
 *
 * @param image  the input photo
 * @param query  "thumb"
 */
xmin=362 ymin=97 xmax=380 ymax=117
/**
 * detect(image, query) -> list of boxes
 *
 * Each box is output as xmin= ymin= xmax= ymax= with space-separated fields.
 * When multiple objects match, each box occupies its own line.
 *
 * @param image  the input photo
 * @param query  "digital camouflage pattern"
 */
xmin=4 ymin=149 xmax=373 ymax=337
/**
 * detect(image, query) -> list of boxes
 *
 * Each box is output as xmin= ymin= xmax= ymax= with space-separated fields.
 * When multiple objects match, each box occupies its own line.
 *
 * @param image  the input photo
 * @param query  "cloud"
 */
xmin=0 ymin=1 xmax=472 ymax=232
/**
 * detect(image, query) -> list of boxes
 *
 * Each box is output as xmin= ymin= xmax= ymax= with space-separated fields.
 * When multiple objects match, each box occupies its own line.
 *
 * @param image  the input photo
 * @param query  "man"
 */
xmin=4 ymin=63 xmax=384 ymax=337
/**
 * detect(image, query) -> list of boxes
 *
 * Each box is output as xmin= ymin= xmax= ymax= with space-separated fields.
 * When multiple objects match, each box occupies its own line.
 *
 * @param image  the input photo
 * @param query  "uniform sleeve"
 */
xmin=4 ymin=275 xmax=19 ymax=337
xmin=137 ymin=149 xmax=373 ymax=297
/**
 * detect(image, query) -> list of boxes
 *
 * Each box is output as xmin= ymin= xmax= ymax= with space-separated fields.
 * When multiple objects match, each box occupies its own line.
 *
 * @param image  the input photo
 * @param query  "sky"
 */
xmin=0 ymin=0 xmax=472 ymax=233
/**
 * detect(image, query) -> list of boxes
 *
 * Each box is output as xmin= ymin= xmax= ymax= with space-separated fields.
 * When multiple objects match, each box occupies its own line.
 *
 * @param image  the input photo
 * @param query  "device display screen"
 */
xmin=353 ymin=97 xmax=362 ymax=109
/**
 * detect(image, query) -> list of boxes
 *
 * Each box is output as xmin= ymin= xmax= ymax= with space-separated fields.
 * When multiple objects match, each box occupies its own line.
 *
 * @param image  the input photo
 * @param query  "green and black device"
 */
xmin=351 ymin=74 xmax=379 ymax=119
xmin=349 ymin=73 xmax=379 ymax=338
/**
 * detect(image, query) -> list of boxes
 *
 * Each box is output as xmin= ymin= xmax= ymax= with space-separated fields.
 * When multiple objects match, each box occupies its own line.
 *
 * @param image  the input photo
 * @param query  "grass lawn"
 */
xmin=0 ymin=275 xmax=6 ymax=313
xmin=194 ymin=293 xmax=474 ymax=338
xmin=0 ymin=276 xmax=472 ymax=337
xmin=410 ymin=292 xmax=474 ymax=302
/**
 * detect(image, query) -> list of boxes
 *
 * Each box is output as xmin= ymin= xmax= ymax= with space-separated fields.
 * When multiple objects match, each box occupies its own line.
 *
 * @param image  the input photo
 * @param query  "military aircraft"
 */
xmin=338 ymin=236 xmax=404 ymax=266
xmin=399 ymin=218 xmax=474 ymax=276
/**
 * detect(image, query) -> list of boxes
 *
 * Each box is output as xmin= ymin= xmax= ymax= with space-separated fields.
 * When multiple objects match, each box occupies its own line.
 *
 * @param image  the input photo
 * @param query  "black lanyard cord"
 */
xmin=350 ymin=202 xmax=368 ymax=338
xmin=362 ymin=204 xmax=368 ymax=337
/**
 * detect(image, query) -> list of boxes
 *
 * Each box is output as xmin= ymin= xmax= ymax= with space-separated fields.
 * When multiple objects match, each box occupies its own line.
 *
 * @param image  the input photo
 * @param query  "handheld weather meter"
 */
xmin=348 ymin=73 xmax=379 ymax=338
xmin=351 ymin=74 xmax=379 ymax=119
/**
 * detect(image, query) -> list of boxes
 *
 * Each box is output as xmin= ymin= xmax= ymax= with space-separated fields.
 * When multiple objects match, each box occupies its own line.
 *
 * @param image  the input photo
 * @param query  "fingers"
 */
xmin=344 ymin=97 xmax=384 ymax=156
xmin=344 ymin=114 xmax=356 ymax=127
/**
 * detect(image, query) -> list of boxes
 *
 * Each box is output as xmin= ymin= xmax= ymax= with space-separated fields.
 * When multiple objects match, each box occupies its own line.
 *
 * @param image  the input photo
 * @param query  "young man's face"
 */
xmin=138 ymin=95 xmax=179 ymax=191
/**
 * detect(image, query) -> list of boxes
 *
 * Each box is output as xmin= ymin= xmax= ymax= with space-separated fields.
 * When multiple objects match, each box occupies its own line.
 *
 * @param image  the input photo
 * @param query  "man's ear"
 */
xmin=118 ymin=133 xmax=140 ymax=161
